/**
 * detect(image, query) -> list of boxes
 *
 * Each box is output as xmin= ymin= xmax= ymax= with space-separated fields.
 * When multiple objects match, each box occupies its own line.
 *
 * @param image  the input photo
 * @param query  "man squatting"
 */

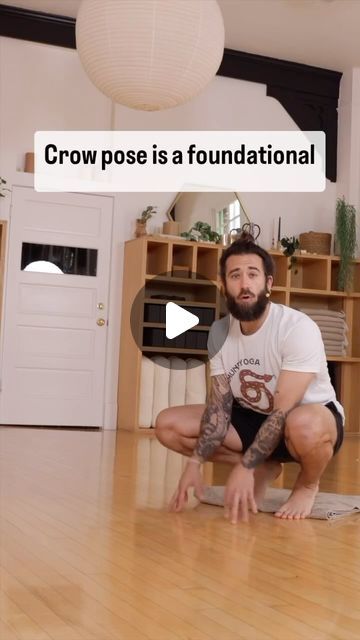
xmin=156 ymin=237 xmax=344 ymax=522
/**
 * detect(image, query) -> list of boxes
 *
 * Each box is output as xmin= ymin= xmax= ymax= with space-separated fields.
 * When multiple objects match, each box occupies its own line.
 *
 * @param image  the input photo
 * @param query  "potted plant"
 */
xmin=180 ymin=221 xmax=221 ymax=243
xmin=280 ymin=236 xmax=300 ymax=272
xmin=335 ymin=197 xmax=357 ymax=291
xmin=135 ymin=205 xmax=157 ymax=237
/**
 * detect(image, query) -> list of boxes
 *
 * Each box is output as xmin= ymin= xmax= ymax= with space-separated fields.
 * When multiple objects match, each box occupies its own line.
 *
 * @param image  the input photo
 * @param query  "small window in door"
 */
xmin=21 ymin=242 xmax=98 ymax=276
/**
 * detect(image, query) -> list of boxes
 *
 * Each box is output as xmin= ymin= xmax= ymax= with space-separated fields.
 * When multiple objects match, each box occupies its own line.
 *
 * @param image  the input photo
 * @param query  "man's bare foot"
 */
xmin=254 ymin=461 xmax=282 ymax=509
xmin=274 ymin=483 xmax=319 ymax=520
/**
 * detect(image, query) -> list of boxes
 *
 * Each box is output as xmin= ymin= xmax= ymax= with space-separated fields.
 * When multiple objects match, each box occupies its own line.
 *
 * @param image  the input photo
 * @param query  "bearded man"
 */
xmin=155 ymin=238 xmax=344 ymax=521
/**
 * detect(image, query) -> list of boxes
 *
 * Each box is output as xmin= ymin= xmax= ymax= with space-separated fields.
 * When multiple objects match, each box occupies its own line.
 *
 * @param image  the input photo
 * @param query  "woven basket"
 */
xmin=299 ymin=231 xmax=332 ymax=255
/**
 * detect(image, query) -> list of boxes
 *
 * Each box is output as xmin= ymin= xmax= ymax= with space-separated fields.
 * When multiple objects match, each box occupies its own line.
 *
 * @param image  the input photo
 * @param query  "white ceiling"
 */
xmin=2 ymin=0 xmax=360 ymax=72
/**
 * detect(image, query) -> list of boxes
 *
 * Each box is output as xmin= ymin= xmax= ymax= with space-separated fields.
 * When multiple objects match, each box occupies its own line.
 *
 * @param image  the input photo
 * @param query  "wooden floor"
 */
xmin=0 ymin=427 xmax=359 ymax=640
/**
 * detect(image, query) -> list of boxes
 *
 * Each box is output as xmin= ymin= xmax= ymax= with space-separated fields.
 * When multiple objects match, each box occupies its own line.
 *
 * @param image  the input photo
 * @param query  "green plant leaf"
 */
xmin=336 ymin=197 xmax=357 ymax=291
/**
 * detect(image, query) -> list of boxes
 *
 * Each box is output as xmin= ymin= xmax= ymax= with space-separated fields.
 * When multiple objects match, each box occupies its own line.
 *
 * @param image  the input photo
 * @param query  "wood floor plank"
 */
xmin=188 ymin=586 xmax=336 ymax=640
xmin=0 ymin=617 xmax=21 ymax=640
xmin=0 ymin=588 xmax=52 ymax=640
xmin=90 ymin=572 xmax=245 ymax=640
xmin=0 ymin=428 xmax=359 ymax=640
xmin=0 ymin=527 xmax=149 ymax=639
xmin=0 ymin=550 xmax=110 ymax=640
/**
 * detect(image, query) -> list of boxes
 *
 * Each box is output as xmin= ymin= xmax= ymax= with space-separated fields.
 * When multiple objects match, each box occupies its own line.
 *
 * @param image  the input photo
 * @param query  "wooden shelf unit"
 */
xmin=117 ymin=236 xmax=222 ymax=431
xmin=117 ymin=240 xmax=360 ymax=433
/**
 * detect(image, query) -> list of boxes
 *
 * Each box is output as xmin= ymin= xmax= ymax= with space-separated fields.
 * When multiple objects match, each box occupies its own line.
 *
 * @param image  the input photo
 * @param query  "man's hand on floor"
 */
xmin=169 ymin=460 xmax=204 ymax=512
xmin=224 ymin=463 xmax=257 ymax=523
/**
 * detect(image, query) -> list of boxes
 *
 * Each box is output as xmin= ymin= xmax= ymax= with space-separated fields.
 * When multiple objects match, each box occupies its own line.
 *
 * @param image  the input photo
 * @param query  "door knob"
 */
xmin=97 ymin=318 xmax=106 ymax=327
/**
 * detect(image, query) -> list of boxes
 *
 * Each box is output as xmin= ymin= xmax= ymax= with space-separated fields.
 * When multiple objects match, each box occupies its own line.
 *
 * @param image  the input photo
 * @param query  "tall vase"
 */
xmin=135 ymin=220 xmax=147 ymax=238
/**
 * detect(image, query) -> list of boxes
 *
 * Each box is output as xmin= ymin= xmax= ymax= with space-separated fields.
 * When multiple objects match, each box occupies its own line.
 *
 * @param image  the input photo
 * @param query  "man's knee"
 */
xmin=284 ymin=406 xmax=334 ymax=457
xmin=154 ymin=408 xmax=179 ymax=446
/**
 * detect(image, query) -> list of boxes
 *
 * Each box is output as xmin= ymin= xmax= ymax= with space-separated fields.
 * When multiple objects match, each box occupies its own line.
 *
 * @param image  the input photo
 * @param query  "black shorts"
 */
xmin=231 ymin=401 xmax=344 ymax=463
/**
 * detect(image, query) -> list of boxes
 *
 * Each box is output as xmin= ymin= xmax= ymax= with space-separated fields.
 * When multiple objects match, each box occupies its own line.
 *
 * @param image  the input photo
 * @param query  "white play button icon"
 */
xmin=166 ymin=302 xmax=199 ymax=339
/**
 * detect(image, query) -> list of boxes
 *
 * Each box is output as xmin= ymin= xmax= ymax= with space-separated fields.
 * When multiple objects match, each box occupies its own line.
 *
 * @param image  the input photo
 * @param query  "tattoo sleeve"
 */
xmin=194 ymin=374 xmax=233 ymax=462
xmin=241 ymin=409 xmax=287 ymax=469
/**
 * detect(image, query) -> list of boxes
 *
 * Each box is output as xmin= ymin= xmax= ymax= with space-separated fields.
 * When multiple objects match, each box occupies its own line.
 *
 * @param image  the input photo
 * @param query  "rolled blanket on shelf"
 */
xmin=151 ymin=356 xmax=170 ymax=427
xmin=185 ymin=359 xmax=207 ymax=404
xmin=169 ymin=357 xmax=187 ymax=407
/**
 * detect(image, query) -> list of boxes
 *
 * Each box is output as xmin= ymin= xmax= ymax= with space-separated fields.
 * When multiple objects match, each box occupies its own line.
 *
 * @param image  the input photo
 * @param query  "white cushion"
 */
xmin=185 ymin=359 xmax=207 ymax=404
xmin=169 ymin=357 xmax=187 ymax=407
xmin=151 ymin=356 xmax=170 ymax=426
xmin=139 ymin=356 xmax=155 ymax=428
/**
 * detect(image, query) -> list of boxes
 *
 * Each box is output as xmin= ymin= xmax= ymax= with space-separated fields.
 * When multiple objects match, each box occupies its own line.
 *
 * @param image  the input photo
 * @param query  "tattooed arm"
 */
xmin=192 ymin=373 xmax=234 ymax=462
xmin=224 ymin=370 xmax=315 ymax=523
xmin=241 ymin=370 xmax=315 ymax=469
xmin=241 ymin=408 xmax=287 ymax=469
xmin=169 ymin=374 xmax=233 ymax=512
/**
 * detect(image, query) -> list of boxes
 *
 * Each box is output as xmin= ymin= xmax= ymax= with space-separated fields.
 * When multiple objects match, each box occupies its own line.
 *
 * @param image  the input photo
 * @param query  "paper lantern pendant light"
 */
xmin=76 ymin=0 xmax=225 ymax=111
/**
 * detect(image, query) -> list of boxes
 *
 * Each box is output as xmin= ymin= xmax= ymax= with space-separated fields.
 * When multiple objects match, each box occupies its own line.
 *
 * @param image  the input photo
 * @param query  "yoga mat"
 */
xmin=200 ymin=486 xmax=360 ymax=521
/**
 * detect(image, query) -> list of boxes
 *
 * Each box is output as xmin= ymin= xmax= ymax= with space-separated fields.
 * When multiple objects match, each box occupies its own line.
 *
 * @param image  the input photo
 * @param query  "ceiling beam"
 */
xmin=0 ymin=4 xmax=75 ymax=47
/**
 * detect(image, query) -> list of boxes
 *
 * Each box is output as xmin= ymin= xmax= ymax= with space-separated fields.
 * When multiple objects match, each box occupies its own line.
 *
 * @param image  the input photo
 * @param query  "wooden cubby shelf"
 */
xmin=117 ymin=241 xmax=360 ymax=433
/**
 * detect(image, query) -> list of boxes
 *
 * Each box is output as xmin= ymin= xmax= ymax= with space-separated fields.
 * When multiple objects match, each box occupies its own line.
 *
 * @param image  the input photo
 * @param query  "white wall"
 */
xmin=0 ymin=37 xmax=339 ymax=245
xmin=0 ymin=35 xmax=349 ymax=427
xmin=337 ymin=67 xmax=360 ymax=256
xmin=113 ymin=74 xmax=338 ymax=247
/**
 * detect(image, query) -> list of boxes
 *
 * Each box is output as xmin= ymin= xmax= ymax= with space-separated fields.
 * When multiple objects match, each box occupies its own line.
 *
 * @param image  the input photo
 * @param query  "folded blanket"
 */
xmin=299 ymin=308 xmax=345 ymax=319
xmin=323 ymin=338 xmax=346 ymax=347
xmin=324 ymin=343 xmax=347 ymax=351
xmin=324 ymin=347 xmax=347 ymax=355
xmin=318 ymin=325 xmax=345 ymax=339
xmin=312 ymin=319 xmax=348 ymax=330
xmin=200 ymin=486 xmax=360 ymax=521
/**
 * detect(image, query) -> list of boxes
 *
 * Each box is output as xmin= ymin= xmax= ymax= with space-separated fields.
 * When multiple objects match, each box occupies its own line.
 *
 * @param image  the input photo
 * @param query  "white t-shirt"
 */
xmin=208 ymin=303 xmax=344 ymax=419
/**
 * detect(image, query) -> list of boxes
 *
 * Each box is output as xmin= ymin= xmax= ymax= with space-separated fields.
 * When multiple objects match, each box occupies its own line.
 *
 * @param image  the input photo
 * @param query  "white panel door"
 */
xmin=0 ymin=187 xmax=113 ymax=427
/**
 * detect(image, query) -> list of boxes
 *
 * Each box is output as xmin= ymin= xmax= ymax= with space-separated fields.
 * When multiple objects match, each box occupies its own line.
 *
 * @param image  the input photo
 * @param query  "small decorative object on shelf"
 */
xmin=180 ymin=221 xmax=220 ymax=243
xmin=335 ymin=197 xmax=357 ymax=291
xmin=135 ymin=205 xmax=157 ymax=237
xmin=276 ymin=216 xmax=282 ymax=249
xmin=24 ymin=152 xmax=35 ymax=173
xmin=280 ymin=236 xmax=300 ymax=272
xmin=241 ymin=222 xmax=261 ymax=242
xmin=299 ymin=231 xmax=331 ymax=255
xmin=162 ymin=220 xmax=180 ymax=235
xmin=226 ymin=224 xmax=261 ymax=245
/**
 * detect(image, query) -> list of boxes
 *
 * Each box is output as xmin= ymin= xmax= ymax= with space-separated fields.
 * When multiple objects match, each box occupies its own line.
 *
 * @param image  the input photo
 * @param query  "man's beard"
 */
xmin=225 ymin=286 xmax=269 ymax=321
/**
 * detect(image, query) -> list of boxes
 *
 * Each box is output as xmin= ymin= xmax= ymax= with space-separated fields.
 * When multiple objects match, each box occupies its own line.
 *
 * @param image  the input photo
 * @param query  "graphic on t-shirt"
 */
xmin=237 ymin=369 xmax=274 ymax=413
